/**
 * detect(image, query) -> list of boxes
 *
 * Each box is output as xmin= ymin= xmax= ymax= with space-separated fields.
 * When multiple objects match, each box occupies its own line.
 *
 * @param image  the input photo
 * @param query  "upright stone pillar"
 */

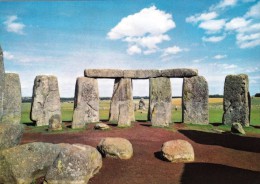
xmin=182 ymin=76 xmax=209 ymax=124
xmin=148 ymin=77 xmax=172 ymax=127
xmin=223 ymin=74 xmax=250 ymax=126
xmin=72 ymin=77 xmax=99 ymax=129
xmin=0 ymin=46 xmax=5 ymax=120
xmin=31 ymin=75 xmax=61 ymax=126
xmin=2 ymin=73 xmax=21 ymax=124
xmin=109 ymin=78 xmax=134 ymax=127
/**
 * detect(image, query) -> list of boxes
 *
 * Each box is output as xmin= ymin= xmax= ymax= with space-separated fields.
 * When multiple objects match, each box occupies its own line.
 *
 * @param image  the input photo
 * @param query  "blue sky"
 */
xmin=0 ymin=0 xmax=259 ymax=97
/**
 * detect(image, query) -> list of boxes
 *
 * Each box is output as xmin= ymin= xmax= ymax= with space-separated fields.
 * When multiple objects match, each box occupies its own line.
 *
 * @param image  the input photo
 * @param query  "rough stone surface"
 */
xmin=49 ymin=114 xmax=62 ymax=131
xmin=45 ymin=144 xmax=102 ymax=184
xmin=231 ymin=122 xmax=246 ymax=134
xmin=94 ymin=123 xmax=110 ymax=130
xmin=0 ymin=123 xmax=24 ymax=151
xmin=2 ymin=73 xmax=21 ymax=124
xmin=84 ymin=69 xmax=124 ymax=78
xmin=0 ymin=142 xmax=61 ymax=184
xmin=161 ymin=140 xmax=195 ymax=163
xmin=123 ymin=69 xmax=160 ymax=79
xmin=31 ymin=75 xmax=61 ymax=126
xmin=183 ymin=76 xmax=209 ymax=124
xmin=98 ymin=137 xmax=133 ymax=159
xmin=223 ymin=74 xmax=250 ymax=126
xmin=72 ymin=77 xmax=99 ymax=129
xmin=139 ymin=98 xmax=146 ymax=110
xmin=109 ymin=78 xmax=134 ymax=127
xmin=84 ymin=68 xmax=198 ymax=78
xmin=161 ymin=68 xmax=198 ymax=78
xmin=0 ymin=46 xmax=5 ymax=119
xmin=148 ymin=77 xmax=172 ymax=127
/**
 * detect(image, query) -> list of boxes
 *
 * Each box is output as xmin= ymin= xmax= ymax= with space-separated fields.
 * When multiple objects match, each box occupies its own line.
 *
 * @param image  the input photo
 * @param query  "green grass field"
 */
xmin=22 ymin=97 xmax=260 ymax=134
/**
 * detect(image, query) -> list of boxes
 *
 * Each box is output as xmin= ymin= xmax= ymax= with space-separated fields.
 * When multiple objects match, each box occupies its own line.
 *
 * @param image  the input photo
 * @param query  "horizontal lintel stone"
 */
xmin=84 ymin=68 xmax=198 ymax=79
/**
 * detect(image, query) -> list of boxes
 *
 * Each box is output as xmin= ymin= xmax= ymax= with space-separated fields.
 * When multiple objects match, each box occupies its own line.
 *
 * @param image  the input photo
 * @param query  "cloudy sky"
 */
xmin=0 ymin=0 xmax=259 ymax=97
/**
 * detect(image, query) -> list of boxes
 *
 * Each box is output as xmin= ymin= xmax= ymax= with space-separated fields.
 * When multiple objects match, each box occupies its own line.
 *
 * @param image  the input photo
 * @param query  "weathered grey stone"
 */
xmin=161 ymin=68 xmax=198 ymax=78
xmin=231 ymin=122 xmax=246 ymax=135
xmin=0 ymin=46 xmax=5 ymax=119
xmin=109 ymin=78 xmax=134 ymax=127
xmin=97 ymin=137 xmax=133 ymax=159
xmin=45 ymin=144 xmax=102 ymax=184
xmin=0 ymin=123 xmax=24 ymax=151
xmin=123 ymin=69 xmax=160 ymax=79
xmin=94 ymin=123 xmax=110 ymax=130
xmin=72 ymin=77 xmax=99 ymax=129
xmin=139 ymin=98 xmax=146 ymax=110
xmin=0 ymin=142 xmax=61 ymax=184
xmin=182 ymin=76 xmax=209 ymax=124
xmin=161 ymin=140 xmax=195 ymax=163
xmin=48 ymin=114 xmax=62 ymax=131
xmin=148 ymin=77 xmax=172 ymax=127
xmin=223 ymin=74 xmax=250 ymax=126
xmin=2 ymin=73 xmax=21 ymax=124
xmin=84 ymin=68 xmax=198 ymax=79
xmin=84 ymin=69 xmax=124 ymax=78
xmin=31 ymin=75 xmax=61 ymax=126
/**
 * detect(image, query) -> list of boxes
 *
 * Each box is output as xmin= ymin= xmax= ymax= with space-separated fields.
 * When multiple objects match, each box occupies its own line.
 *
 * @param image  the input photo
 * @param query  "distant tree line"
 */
xmin=23 ymin=94 xmax=225 ymax=103
xmin=255 ymin=93 xmax=260 ymax=97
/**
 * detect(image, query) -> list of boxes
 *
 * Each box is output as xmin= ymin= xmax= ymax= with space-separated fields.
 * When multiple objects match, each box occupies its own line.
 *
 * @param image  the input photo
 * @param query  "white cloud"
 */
xmin=192 ymin=56 xmax=208 ymax=63
xmin=3 ymin=51 xmax=14 ymax=60
xmin=213 ymin=54 xmax=227 ymax=59
xmin=225 ymin=17 xmax=251 ymax=30
xmin=161 ymin=46 xmax=183 ymax=57
xmin=202 ymin=35 xmax=226 ymax=42
xmin=236 ymin=32 xmax=260 ymax=48
xmin=127 ymin=45 xmax=142 ymax=55
xmin=199 ymin=19 xmax=226 ymax=32
xmin=186 ymin=12 xmax=218 ymax=23
xmin=3 ymin=15 xmax=25 ymax=35
xmin=245 ymin=1 xmax=260 ymax=18
xmin=107 ymin=6 xmax=176 ymax=55
xmin=238 ymin=22 xmax=260 ymax=33
xmin=211 ymin=0 xmax=238 ymax=10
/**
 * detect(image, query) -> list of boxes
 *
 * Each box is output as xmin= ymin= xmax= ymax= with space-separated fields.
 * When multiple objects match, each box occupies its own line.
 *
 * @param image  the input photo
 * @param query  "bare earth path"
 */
xmin=21 ymin=122 xmax=260 ymax=184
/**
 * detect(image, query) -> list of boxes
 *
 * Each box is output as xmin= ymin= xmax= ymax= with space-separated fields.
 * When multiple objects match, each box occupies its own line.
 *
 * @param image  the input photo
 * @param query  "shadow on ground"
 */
xmin=179 ymin=130 xmax=260 ymax=153
xmin=181 ymin=163 xmax=260 ymax=184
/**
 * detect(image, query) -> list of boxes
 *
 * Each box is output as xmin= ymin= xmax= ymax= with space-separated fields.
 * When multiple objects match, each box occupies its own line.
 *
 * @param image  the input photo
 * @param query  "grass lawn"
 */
xmin=21 ymin=97 xmax=260 ymax=134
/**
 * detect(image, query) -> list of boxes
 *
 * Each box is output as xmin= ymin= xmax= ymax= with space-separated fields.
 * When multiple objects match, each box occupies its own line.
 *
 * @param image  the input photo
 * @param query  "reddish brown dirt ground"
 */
xmin=21 ymin=122 xmax=260 ymax=184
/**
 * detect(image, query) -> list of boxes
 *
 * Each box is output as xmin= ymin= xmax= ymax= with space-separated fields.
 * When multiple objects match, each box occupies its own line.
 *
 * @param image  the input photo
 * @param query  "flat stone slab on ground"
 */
xmin=97 ymin=137 xmax=133 ymax=159
xmin=161 ymin=140 xmax=195 ymax=163
xmin=0 ymin=123 xmax=24 ymax=151
xmin=94 ymin=123 xmax=110 ymax=130
xmin=45 ymin=143 xmax=102 ymax=184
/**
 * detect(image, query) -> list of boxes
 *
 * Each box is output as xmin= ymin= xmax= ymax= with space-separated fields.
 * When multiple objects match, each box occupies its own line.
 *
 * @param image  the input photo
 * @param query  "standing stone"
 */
xmin=182 ymin=76 xmax=209 ymax=124
xmin=72 ymin=77 xmax=99 ymax=129
xmin=0 ymin=46 xmax=5 ymax=120
xmin=223 ymin=74 xmax=250 ymax=126
xmin=148 ymin=77 xmax=172 ymax=127
xmin=139 ymin=98 xmax=146 ymax=110
xmin=2 ymin=73 xmax=21 ymax=124
xmin=31 ymin=75 xmax=61 ymax=126
xmin=109 ymin=78 xmax=134 ymax=127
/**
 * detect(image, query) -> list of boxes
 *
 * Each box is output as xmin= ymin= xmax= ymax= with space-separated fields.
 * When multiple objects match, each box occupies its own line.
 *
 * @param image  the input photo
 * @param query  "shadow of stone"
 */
xmin=179 ymin=130 xmax=260 ymax=153
xmin=22 ymin=122 xmax=36 ymax=126
xmin=210 ymin=122 xmax=223 ymax=126
xmin=181 ymin=163 xmax=260 ymax=184
xmin=106 ymin=123 xmax=117 ymax=127
xmin=252 ymin=125 xmax=260 ymax=129
xmin=153 ymin=151 xmax=169 ymax=162
xmin=139 ymin=123 xmax=152 ymax=127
